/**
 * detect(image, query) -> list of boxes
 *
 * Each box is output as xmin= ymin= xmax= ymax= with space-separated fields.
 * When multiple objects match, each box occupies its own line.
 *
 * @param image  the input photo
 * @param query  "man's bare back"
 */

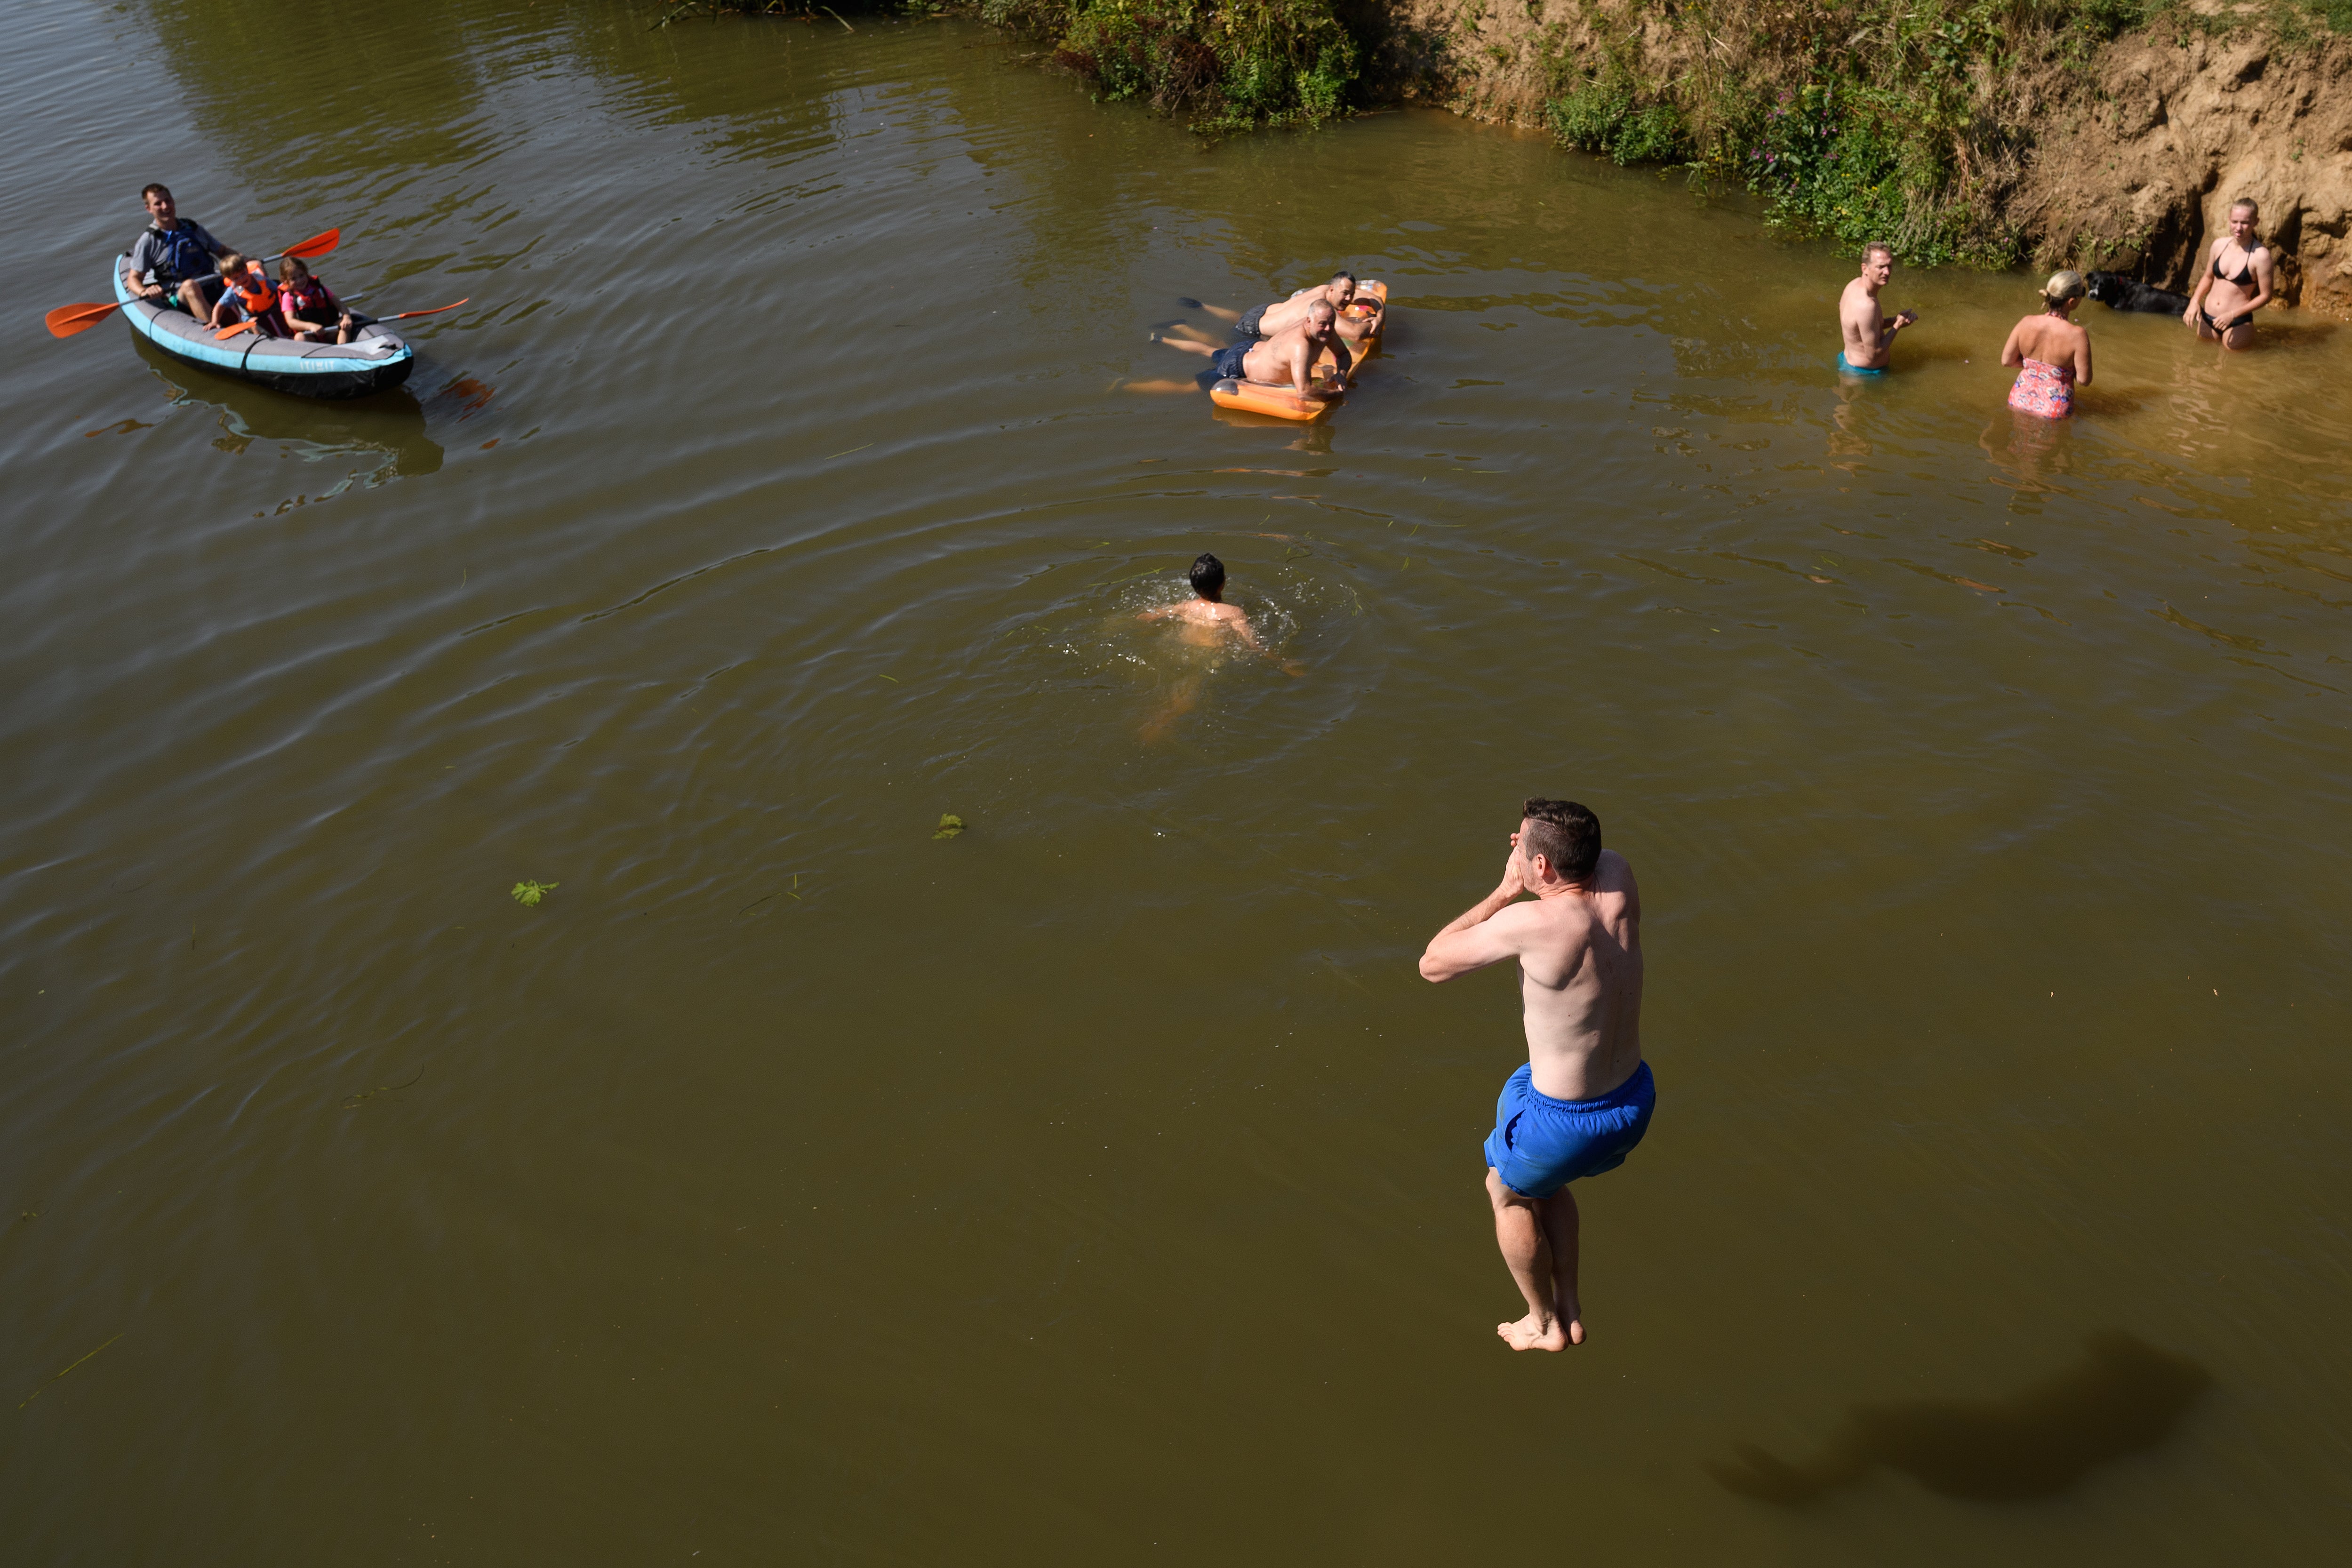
xmin=1422 ymin=840 xmax=1642 ymax=1099
xmin=1418 ymin=800 xmax=1658 ymax=1352
xmin=1241 ymin=311 xmax=1351 ymax=395
xmin=1139 ymin=594 xmax=1261 ymax=650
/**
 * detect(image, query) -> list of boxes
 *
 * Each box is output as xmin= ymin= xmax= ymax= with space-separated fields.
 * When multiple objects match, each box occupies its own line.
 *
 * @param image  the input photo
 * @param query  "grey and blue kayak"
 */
xmin=110 ymin=256 xmax=414 ymax=398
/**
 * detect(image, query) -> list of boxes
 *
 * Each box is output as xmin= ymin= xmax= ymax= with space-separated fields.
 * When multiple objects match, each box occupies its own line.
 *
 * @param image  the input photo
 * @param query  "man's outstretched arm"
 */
xmin=1419 ymin=854 xmax=1528 ymax=982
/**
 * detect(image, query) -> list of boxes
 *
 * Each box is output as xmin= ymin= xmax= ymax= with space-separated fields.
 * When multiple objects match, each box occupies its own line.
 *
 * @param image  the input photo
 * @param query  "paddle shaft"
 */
xmin=47 ymin=228 xmax=340 ymax=340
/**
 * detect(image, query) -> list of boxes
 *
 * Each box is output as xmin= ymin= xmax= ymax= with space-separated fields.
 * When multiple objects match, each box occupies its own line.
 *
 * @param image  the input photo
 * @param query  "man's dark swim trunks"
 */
xmin=1209 ymin=341 xmax=1252 ymax=380
xmin=1235 ymin=303 xmax=1268 ymax=338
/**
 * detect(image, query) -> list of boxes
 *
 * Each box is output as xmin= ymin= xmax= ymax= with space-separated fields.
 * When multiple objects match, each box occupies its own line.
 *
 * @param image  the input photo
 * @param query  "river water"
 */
xmin=5 ymin=2 xmax=2349 ymax=1560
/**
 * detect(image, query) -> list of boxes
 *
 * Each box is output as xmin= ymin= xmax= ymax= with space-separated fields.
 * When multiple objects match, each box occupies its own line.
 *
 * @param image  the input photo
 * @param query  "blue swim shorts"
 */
xmin=1209 ymin=341 xmax=1252 ymax=380
xmin=1836 ymin=352 xmax=1886 ymax=376
xmin=1484 ymin=1060 xmax=1656 ymax=1199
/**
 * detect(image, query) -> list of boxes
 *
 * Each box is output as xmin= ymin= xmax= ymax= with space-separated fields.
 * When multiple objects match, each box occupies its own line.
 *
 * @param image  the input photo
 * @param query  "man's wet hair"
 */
xmin=1521 ymin=798 xmax=1601 ymax=880
xmin=1305 ymin=299 xmax=1336 ymax=328
xmin=1863 ymin=240 xmax=1894 ymax=264
xmin=1189 ymin=552 xmax=1226 ymax=600
xmin=1330 ymin=270 xmax=1357 ymax=286
xmin=142 ymin=183 xmax=172 ymax=204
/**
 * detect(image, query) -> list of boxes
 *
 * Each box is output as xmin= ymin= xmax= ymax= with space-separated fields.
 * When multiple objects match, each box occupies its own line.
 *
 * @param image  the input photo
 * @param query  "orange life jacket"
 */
xmin=225 ymin=269 xmax=278 ymax=319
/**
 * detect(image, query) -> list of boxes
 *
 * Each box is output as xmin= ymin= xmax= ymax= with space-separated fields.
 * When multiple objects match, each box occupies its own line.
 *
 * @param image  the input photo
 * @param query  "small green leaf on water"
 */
xmin=512 ymin=880 xmax=559 ymax=907
xmin=933 ymin=814 xmax=965 ymax=840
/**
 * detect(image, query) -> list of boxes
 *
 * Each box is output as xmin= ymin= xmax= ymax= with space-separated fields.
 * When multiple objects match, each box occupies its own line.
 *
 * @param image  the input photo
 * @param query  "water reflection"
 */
xmin=1709 ymin=1331 xmax=2212 ymax=1504
xmin=132 ymin=335 xmax=443 ymax=477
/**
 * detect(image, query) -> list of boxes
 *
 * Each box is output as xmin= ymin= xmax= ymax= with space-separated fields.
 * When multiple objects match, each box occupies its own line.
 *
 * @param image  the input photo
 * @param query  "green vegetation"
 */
xmin=987 ymin=0 xmax=1359 ymax=130
xmin=651 ymin=0 xmax=1359 ymax=131
xmin=645 ymin=0 xmax=2345 ymax=241
xmin=511 ymin=880 xmax=559 ymax=907
xmin=1540 ymin=0 xmax=2345 ymax=266
xmin=1542 ymin=0 xmax=2169 ymax=267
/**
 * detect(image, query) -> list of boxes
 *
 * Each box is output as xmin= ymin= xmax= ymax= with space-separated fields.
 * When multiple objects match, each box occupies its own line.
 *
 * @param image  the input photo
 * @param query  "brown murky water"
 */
xmin=6 ymin=3 xmax=2350 ymax=1560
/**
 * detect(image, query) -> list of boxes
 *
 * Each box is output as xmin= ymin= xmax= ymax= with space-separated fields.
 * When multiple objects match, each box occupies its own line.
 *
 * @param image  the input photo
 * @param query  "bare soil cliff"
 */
xmin=1346 ymin=0 xmax=2352 ymax=313
xmin=2016 ymin=34 xmax=2352 ymax=311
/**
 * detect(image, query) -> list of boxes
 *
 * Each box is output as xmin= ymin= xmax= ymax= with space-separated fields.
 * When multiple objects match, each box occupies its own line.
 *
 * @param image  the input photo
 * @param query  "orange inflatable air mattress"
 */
xmin=1206 ymin=281 xmax=1388 ymax=422
xmin=1208 ymin=377 xmax=1342 ymax=421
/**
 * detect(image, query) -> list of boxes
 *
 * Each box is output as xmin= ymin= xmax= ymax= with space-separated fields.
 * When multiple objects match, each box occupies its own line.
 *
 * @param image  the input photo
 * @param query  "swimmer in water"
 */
xmin=1136 ymin=552 xmax=1264 ymax=650
xmin=1418 ymin=799 xmax=1654 ymax=1352
xmin=1133 ymin=552 xmax=1301 ymax=741
xmin=1837 ymin=241 xmax=1917 ymax=375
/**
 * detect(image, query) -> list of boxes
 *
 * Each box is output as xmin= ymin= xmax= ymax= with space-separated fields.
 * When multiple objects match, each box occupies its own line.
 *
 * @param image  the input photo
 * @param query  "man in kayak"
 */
xmin=120 ymin=184 xmax=240 ymax=320
xmin=1418 ymin=799 xmax=1655 ymax=1352
xmin=1154 ymin=299 xmax=1352 ymax=397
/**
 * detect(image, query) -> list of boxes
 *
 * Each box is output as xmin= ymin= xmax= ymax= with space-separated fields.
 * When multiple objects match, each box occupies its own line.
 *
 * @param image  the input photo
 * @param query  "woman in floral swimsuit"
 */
xmin=2000 ymin=271 xmax=2094 ymax=419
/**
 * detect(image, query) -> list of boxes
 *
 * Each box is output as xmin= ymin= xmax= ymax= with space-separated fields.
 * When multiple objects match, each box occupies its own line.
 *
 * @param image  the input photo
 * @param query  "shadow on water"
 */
xmin=1708 ymin=1331 xmax=2212 ymax=1505
xmin=131 ymin=335 xmax=444 ymax=478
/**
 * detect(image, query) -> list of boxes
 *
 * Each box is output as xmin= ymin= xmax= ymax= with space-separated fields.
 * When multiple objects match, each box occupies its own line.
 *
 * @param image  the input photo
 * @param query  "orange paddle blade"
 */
xmin=380 ymin=298 xmax=468 ymax=323
xmin=45 ymin=301 xmax=121 ymax=338
xmin=279 ymin=227 xmax=340 ymax=261
xmin=214 ymin=320 xmax=259 ymax=340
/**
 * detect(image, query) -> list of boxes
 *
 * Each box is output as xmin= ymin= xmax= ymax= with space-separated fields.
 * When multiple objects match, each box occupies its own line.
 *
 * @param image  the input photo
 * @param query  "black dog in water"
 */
xmin=2086 ymin=271 xmax=2192 ymax=315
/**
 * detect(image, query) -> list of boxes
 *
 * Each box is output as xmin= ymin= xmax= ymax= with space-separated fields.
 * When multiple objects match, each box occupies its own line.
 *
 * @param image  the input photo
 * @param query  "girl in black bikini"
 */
xmin=2184 ymin=197 xmax=2273 ymax=351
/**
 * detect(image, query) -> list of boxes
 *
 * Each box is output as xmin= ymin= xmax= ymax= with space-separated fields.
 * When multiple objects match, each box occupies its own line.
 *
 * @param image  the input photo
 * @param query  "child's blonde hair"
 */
xmin=216 ymin=250 xmax=247 ymax=276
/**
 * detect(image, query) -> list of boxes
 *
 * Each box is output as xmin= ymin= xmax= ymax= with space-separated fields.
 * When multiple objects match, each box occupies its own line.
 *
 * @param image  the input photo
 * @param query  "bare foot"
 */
xmin=1560 ymin=1294 xmax=1585 ymax=1346
xmin=1496 ymin=1312 xmax=1571 ymax=1352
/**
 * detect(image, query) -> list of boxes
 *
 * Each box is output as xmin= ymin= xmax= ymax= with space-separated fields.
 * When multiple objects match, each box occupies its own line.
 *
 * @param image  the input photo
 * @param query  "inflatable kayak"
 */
xmin=110 ymin=256 xmax=413 ymax=398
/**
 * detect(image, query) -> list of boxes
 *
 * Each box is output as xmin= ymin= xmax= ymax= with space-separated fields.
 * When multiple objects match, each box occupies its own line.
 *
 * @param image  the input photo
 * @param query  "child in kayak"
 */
xmin=206 ymin=252 xmax=287 ymax=338
xmin=276 ymin=256 xmax=356 ymax=344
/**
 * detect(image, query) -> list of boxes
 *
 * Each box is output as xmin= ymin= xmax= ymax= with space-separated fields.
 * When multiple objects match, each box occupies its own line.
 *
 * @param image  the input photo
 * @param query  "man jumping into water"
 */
xmin=1418 ymin=799 xmax=1655 ymax=1352
xmin=1155 ymin=300 xmax=1352 ymax=396
xmin=1838 ymin=242 xmax=1917 ymax=375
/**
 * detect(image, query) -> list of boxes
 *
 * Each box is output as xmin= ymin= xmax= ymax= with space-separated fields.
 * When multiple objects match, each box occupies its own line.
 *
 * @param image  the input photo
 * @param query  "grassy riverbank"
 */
xmin=1537 ymin=0 xmax=2352 ymax=267
xmin=654 ymin=0 xmax=2348 ymax=273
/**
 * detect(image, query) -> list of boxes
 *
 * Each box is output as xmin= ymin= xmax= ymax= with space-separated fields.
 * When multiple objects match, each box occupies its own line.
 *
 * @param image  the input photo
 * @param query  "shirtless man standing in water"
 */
xmin=1419 ymin=799 xmax=1655 ymax=1352
xmin=1838 ymin=241 xmax=1918 ymax=375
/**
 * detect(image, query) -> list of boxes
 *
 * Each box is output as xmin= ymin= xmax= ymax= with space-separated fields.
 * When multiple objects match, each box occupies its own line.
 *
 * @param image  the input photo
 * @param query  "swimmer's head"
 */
xmin=1328 ymin=270 xmax=1357 ymax=303
xmin=1305 ymin=299 xmax=1337 ymax=337
xmin=2229 ymin=198 xmax=2259 ymax=239
xmin=1861 ymin=241 xmax=1894 ymax=283
xmin=1519 ymin=798 xmax=1601 ymax=883
xmin=2041 ymin=269 xmax=2087 ymax=311
xmin=1188 ymin=552 xmax=1226 ymax=601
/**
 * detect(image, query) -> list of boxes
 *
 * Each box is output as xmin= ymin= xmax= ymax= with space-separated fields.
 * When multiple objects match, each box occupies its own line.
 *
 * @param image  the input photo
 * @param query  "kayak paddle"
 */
xmin=44 ymin=301 xmax=122 ymax=338
xmin=376 ymin=298 xmax=468 ymax=323
xmin=262 ymin=227 xmax=340 ymax=264
xmin=215 ymin=297 xmax=468 ymax=340
xmin=48 ymin=228 xmax=343 ymax=339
